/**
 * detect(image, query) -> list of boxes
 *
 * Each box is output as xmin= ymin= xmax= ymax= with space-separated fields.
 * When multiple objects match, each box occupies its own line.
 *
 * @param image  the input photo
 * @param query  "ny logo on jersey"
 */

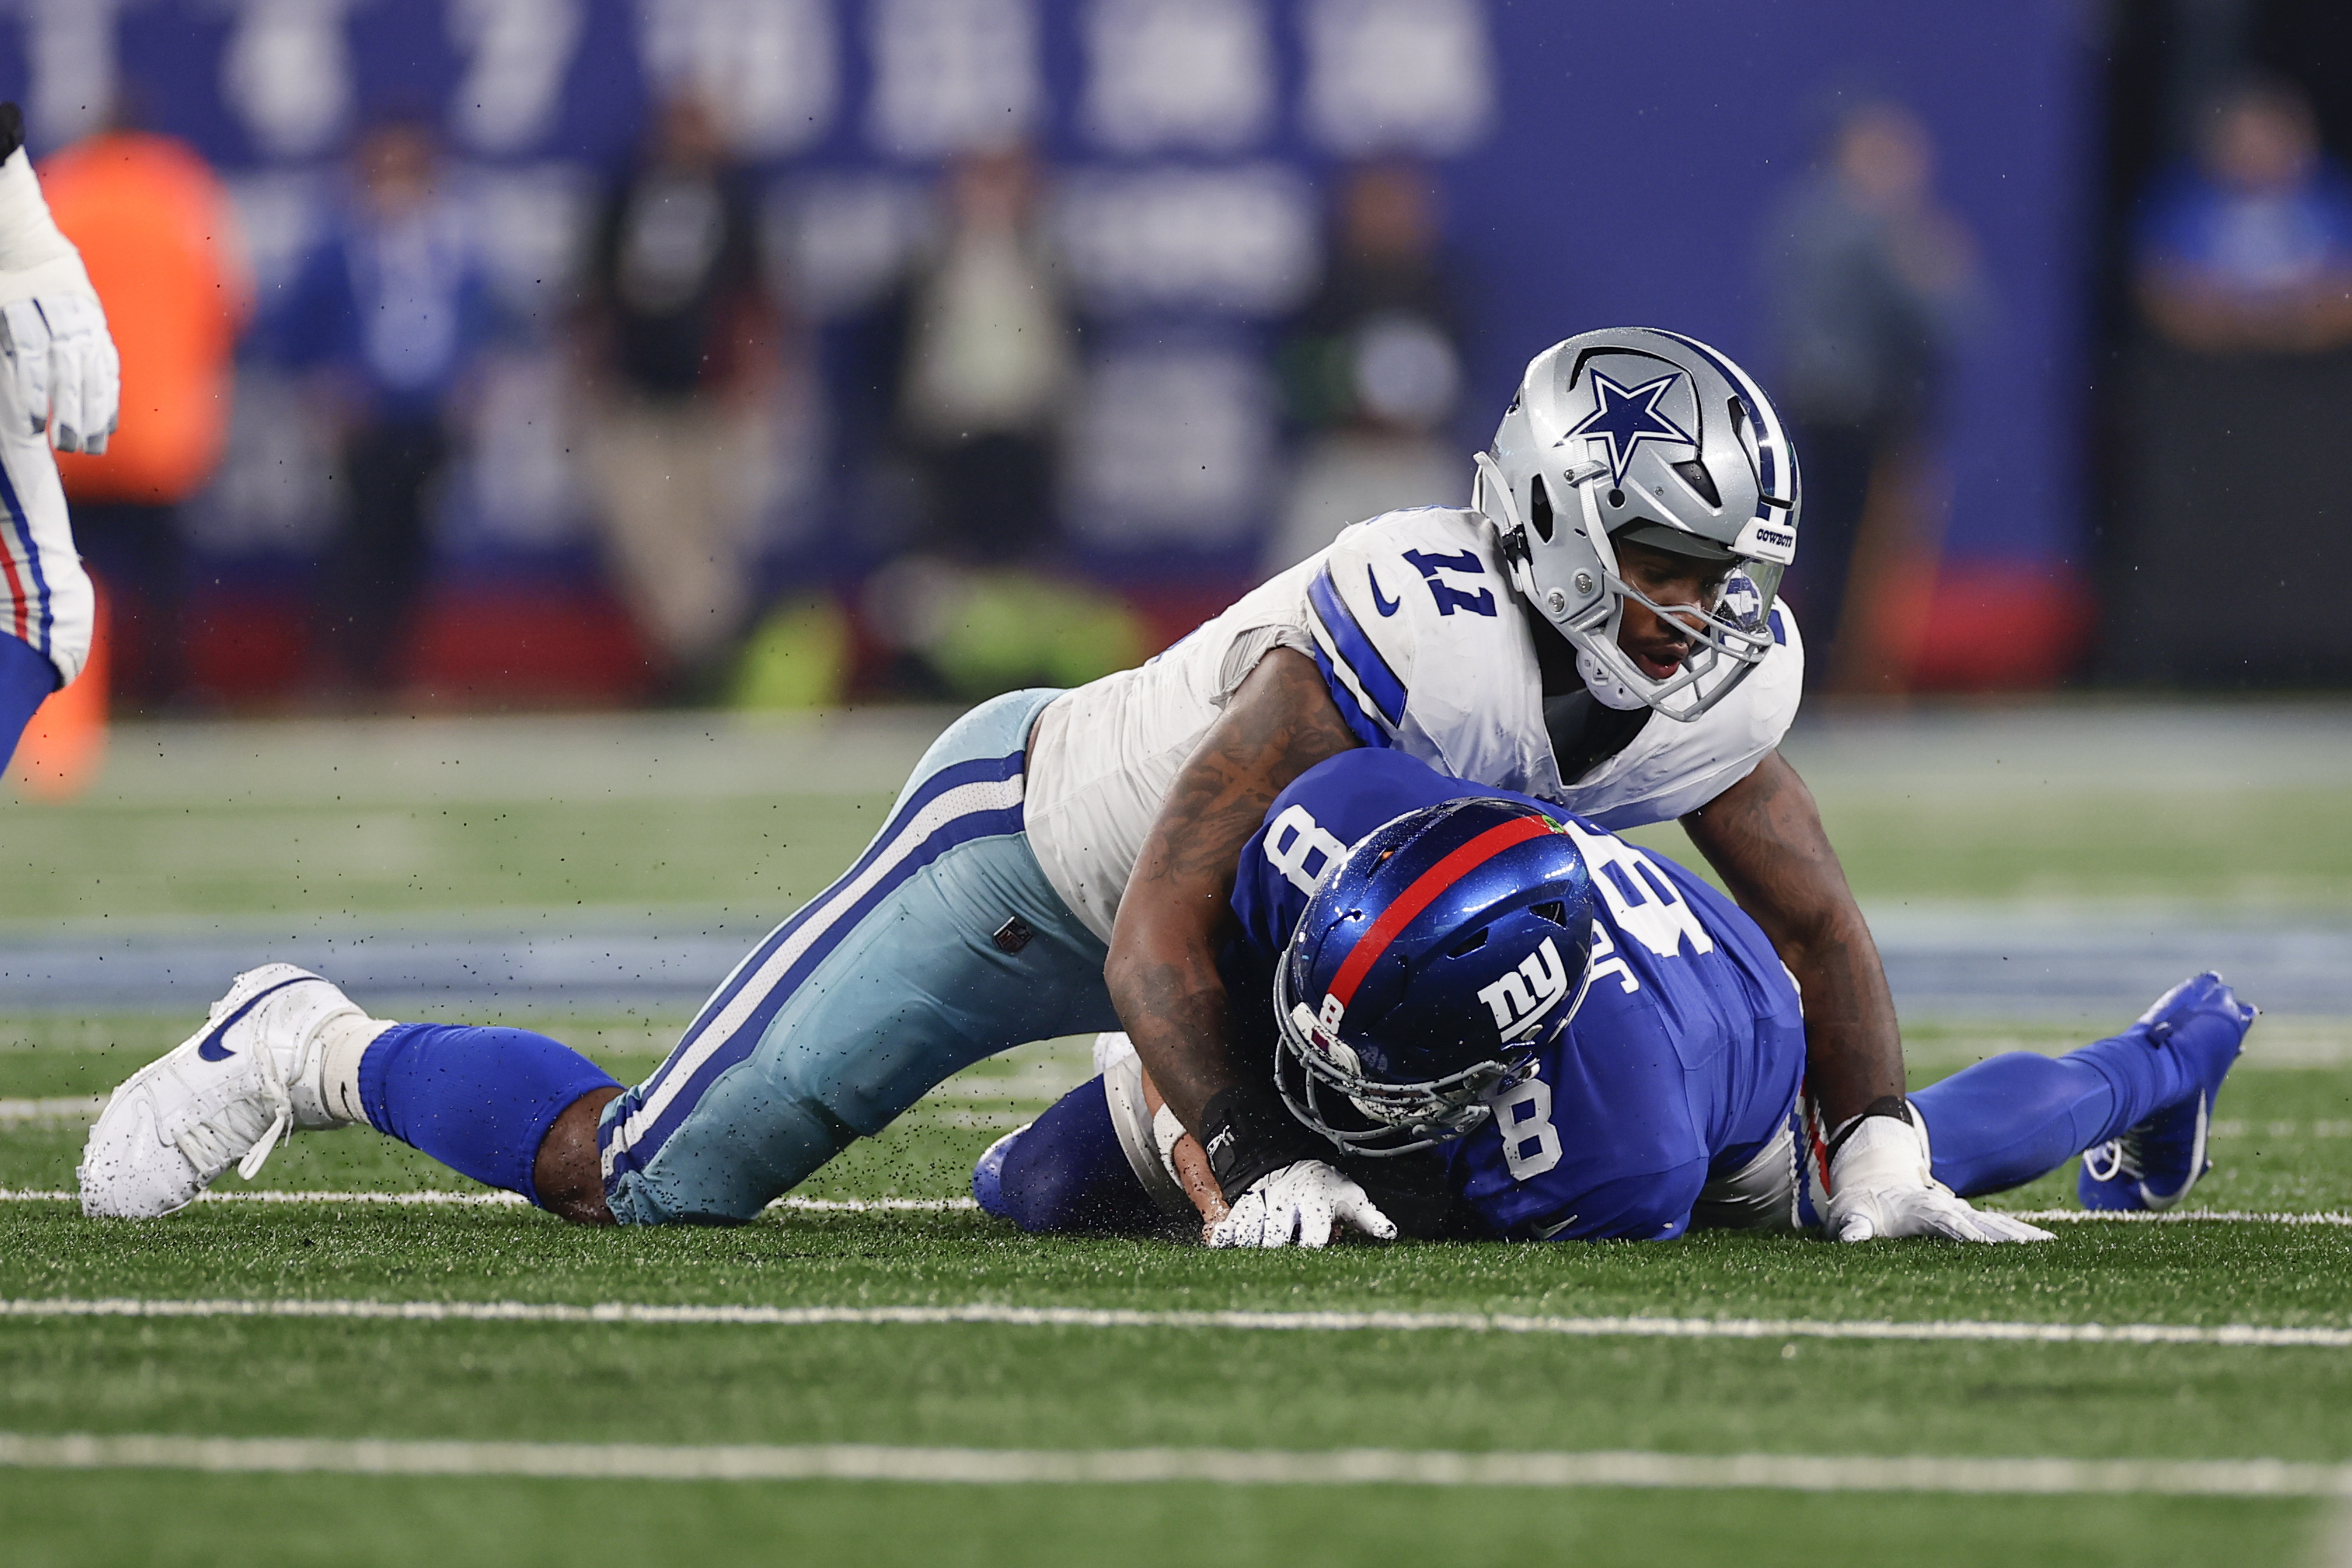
xmin=1476 ymin=935 xmax=1570 ymax=1038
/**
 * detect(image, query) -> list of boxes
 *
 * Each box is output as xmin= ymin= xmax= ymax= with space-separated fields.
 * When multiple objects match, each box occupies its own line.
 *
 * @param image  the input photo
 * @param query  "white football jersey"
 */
xmin=1023 ymin=507 xmax=1802 ymax=943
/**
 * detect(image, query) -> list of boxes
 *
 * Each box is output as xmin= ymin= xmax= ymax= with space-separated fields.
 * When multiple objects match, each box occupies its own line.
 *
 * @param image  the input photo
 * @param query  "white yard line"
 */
xmin=4 ymin=1296 xmax=2349 ymax=1349
xmin=0 ymin=1433 xmax=2342 ymax=1495
xmin=0 ymin=1188 xmax=977 ymax=1211
xmin=13 ymin=1189 xmax=2352 ymax=1226
xmin=0 ymin=1097 xmax=107 ymax=1124
xmin=2013 ymin=1208 xmax=2352 ymax=1226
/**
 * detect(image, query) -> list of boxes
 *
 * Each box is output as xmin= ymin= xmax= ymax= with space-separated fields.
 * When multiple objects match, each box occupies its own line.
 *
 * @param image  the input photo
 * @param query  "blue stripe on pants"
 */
xmin=597 ymin=688 xmax=1118 ymax=1224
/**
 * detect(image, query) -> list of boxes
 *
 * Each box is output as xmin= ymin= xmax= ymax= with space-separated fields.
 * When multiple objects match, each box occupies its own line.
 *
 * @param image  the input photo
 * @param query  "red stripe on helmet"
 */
xmin=1325 ymin=812 xmax=1553 ymax=1008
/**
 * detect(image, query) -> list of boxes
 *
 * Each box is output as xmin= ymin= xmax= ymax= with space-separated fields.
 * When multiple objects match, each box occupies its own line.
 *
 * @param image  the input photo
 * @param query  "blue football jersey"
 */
xmin=1231 ymin=749 xmax=1807 ymax=1241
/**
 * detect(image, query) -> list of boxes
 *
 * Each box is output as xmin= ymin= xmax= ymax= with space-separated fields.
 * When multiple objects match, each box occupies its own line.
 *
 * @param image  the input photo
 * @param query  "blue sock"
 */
xmin=358 ymin=1023 xmax=620 ymax=1206
xmin=985 ymin=1075 xmax=1161 ymax=1236
xmin=0 ymin=631 xmax=55 ymax=774
xmin=1916 ymin=1030 xmax=2191 ymax=1198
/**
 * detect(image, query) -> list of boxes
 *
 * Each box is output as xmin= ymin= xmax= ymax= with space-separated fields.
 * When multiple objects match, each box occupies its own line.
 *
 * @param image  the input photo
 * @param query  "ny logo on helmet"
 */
xmin=1476 ymin=936 xmax=1570 ymax=1039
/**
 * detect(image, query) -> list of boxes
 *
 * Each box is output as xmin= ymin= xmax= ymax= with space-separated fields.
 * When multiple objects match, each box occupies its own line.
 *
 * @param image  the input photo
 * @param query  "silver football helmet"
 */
xmin=1471 ymin=327 xmax=1800 ymax=722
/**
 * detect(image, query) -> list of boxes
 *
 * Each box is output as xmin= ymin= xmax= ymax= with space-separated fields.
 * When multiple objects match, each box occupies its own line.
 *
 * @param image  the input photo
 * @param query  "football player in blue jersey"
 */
xmin=975 ymin=749 xmax=2257 ymax=1247
xmin=81 ymin=329 xmax=2002 ymax=1249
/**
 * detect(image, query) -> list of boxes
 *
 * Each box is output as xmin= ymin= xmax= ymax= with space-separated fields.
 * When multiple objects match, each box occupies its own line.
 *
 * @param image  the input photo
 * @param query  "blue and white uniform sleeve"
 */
xmin=1300 ymin=510 xmax=1559 ymax=800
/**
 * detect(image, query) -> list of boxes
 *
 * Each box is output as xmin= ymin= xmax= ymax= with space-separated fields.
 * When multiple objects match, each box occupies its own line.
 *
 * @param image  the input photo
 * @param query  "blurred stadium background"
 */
xmin=5 ymin=0 xmax=2343 ymax=720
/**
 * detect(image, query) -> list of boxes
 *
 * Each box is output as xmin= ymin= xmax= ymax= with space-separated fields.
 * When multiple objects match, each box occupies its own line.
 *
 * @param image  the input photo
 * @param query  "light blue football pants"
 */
xmin=597 ymin=688 xmax=1120 ymax=1224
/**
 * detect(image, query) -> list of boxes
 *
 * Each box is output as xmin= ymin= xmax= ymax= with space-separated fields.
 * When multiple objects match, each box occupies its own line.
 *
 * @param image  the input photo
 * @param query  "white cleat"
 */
xmin=78 ymin=964 xmax=367 ymax=1219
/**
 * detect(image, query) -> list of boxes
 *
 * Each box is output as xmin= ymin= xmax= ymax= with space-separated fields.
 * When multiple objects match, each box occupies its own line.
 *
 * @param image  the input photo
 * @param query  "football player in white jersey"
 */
xmin=0 ymin=102 xmax=119 ymax=771
xmin=1086 ymin=329 xmax=1941 ymax=1241
xmin=83 ymin=329 xmax=1997 ymax=1253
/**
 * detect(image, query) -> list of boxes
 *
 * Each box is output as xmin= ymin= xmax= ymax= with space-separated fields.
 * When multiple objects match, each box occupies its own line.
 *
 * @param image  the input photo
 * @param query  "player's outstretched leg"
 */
xmin=1910 ymin=971 xmax=2256 ymax=1209
xmin=2075 ymin=971 xmax=2256 ymax=1212
xmin=80 ymin=964 xmax=619 ymax=1220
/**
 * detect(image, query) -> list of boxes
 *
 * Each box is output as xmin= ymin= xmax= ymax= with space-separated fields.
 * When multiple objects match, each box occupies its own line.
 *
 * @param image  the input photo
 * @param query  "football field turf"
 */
xmin=4 ymin=704 xmax=2351 ymax=1566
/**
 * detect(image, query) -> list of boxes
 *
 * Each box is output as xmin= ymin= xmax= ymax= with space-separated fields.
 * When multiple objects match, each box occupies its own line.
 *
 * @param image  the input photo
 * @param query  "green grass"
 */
xmin=5 ymin=1024 xmax=2352 ymax=1568
xmin=6 ymin=711 xmax=2352 ymax=1564
xmin=8 ymin=781 xmax=2349 ymax=921
xmin=0 ymin=796 xmax=897 ymax=922
xmin=1630 ymin=784 xmax=2352 ymax=908
xmin=0 ymin=1475 xmax=2309 ymax=1568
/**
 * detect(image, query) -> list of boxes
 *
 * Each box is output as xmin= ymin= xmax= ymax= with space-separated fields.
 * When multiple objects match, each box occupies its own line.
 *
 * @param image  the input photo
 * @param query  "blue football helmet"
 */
xmin=1272 ymin=797 xmax=1599 ymax=1157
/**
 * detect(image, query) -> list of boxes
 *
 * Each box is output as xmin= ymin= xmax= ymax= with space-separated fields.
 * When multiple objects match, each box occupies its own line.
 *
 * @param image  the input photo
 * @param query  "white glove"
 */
xmin=0 ymin=285 xmax=118 ymax=454
xmin=1206 ymin=1160 xmax=1399 ymax=1250
xmin=0 ymin=145 xmax=119 ymax=455
xmin=1826 ymin=1112 xmax=2054 ymax=1244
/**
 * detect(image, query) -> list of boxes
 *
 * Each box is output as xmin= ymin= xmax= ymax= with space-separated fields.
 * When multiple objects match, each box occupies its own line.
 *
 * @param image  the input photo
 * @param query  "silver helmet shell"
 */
xmin=1471 ymin=327 xmax=1800 ymax=722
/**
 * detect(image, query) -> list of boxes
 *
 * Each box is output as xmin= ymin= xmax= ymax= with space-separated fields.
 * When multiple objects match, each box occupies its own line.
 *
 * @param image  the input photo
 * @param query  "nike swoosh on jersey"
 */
xmin=1367 ymin=566 xmax=1401 ymax=618
xmin=1531 ymin=1213 xmax=1582 ymax=1239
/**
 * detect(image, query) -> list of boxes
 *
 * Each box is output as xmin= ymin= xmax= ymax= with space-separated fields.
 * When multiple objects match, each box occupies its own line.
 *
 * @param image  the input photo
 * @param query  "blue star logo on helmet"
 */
xmin=1559 ymin=369 xmax=1696 ymax=486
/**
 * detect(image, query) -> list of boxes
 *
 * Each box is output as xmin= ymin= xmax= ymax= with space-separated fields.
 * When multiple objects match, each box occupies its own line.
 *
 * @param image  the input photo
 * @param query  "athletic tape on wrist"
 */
xmin=1202 ymin=1081 xmax=1328 ymax=1203
xmin=1825 ymin=1094 xmax=1915 ymax=1161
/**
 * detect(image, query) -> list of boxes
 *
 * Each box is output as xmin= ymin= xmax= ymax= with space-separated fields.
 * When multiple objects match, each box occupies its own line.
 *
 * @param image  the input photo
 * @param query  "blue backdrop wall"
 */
xmin=0 ymin=0 xmax=2095 ymax=679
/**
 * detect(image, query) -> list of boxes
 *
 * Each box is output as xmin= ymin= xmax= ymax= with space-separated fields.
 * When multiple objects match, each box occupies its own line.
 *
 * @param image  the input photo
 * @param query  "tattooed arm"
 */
xmin=1678 ymin=750 xmax=1905 ymax=1129
xmin=1106 ymin=648 xmax=1359 ymax=1139
xmin=1682 ymin=751 xmax=2053 ymax=1244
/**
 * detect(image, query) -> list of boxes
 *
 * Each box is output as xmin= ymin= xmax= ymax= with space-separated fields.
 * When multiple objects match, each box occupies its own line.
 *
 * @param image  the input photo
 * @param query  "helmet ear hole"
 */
xmin=1529 ymin=901 xmax=1568 ymax=927
xmin=1670 ymin=459 xmax=1720 ymax=508
xmin=1528 ymin=476 xmax=1555 ymax=544
xmin=1446 ymin=928 xmax=1489 ymax=957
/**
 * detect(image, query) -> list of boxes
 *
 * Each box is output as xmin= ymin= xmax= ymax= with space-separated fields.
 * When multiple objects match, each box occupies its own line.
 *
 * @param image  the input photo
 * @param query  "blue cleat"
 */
xmin=2079 ymin=972 xmax=2258 ymax=1213
xmin=971 ymin=1124 xmax=1030 ymax=1220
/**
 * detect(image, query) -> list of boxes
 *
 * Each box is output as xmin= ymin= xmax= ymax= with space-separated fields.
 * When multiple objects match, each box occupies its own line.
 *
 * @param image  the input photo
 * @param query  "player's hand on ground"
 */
xmin=1206 ymin=1160 xmax=1398 ymax=1250
xmin=1826 ymin=1112 xmax=2055 ymax=1244
xmin=0 ymin=286 xmax=118 ymax=453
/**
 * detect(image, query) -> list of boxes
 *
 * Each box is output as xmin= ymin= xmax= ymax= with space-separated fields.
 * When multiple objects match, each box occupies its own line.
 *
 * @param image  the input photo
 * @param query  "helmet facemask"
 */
xmin=1553 ymin=470 xmax=1786 ymax=721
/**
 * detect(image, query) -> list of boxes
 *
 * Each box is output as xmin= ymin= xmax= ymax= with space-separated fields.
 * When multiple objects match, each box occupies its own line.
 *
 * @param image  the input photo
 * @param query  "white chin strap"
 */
xmin=1575 ymin=643 xmax=1650 ymax=711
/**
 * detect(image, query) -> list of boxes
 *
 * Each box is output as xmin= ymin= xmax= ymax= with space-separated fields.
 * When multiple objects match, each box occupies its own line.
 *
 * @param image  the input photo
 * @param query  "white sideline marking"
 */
xmin=0 ymin=1189 xmax=978 ymax=1212
xmin=14 ymin=1189 xmax=2352 ymax=1225
xmin=0 ymin=1433 xmax=2344 ymax=1495
xmin=0 ymin=1097 xmax=106 ymax=1124
xmin=2013 ymin=1208 xmax=2352 ymax=1227
xmin=5 ymin=1296 xmax=2350 ymax=1349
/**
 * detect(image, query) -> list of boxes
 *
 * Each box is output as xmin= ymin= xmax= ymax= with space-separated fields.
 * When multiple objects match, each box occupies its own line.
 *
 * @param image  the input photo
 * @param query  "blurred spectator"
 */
xmin=268 ymin=121 xmax=498 ymax=697
xmin=2105 ymin=77 xmax=2352 ymax=686
xmin=1767 ymin=101 xmax=1980 ymax=693
xmin=1265 ymin=161 xmax=1467 ymax=573
xmin=43 ymin=111 xmax=251 ymax=711
xmin=890 ymin=146 xmax=1076 ymax=564
xmin=580 ymin=93 xmax=776 ymax=701
xmin=2136 ymin=77 xmax=2352 ymax=354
